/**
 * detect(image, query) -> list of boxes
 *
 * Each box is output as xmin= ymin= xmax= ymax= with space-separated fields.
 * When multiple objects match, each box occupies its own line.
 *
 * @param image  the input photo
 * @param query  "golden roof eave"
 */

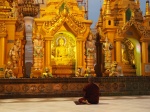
xmin=39 ymin=12 xmax=92 ymax=36
xmin=117 ymin=17 xmax=150 ymax=38
xmin=35 ymin=0 xmax=92 ymax=37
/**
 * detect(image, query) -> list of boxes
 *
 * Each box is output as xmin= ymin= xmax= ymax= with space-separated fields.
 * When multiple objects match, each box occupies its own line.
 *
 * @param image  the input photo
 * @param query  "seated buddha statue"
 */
xmin=56 ymin=37 xmax=68 ymax=58
xmin=54 ymin=37 xmax=71 ymax=65
xmin=4 ymin=61 xmax=15 ymax=78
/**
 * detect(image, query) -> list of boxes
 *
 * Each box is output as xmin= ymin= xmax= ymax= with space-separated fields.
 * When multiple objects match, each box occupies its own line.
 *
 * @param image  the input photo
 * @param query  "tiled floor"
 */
xmin=0 ymin=96 xmax=150 ymax=112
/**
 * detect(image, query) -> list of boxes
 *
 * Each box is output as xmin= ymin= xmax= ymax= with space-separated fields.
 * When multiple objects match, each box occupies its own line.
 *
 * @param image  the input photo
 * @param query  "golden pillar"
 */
xmin=77 ymin=38 xmax=84 ymax=68
xmin=0 ymin=36 xmax=6 ymax=78
xmin=115 ymin=38 xmax=122 ymax=63
xmin=123 ymin=12 xmax=126 ymax=24
xmin=141 ymin=38 xmax=149 ymax=76
xmin=141 ymin=41 xmax=148 ymax=63
xmin=0 ymin=37 xmax=5 ymax=65
xmin=5 ymin=20 xmax=16 ymax=41
xmin=45 ymin=36 xmax=52 ymax=68
xmin=82 ymin=40 xmax=86 ymax=69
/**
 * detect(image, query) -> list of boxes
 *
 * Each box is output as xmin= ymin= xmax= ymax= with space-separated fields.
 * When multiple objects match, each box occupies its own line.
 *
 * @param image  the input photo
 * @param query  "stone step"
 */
xmin=123 ymin=69 xmax=136 ymax=73
xmin=122 ymin=64 xmax=135 ymax=69
xmin=121 ymin=64 xmax=136 ymax=76
xmin=123 ymin=73 xmax=136 ymax=76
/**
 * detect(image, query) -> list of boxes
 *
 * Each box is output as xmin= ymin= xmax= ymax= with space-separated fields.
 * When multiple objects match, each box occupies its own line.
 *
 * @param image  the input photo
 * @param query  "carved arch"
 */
xmin=118 ymin=17 xmax=150 ymax=38
xmin=41 ymin=13 xmax=87 ymax=36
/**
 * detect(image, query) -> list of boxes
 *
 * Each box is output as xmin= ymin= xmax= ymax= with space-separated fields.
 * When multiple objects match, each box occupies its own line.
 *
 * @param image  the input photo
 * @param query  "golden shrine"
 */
xmin=0 ymin=0 xmax=150 ymax=78
xmin=30 ymin=0 xmax=93 ymax=78
xmin=97 ymin=0 xmax=150 ymax=76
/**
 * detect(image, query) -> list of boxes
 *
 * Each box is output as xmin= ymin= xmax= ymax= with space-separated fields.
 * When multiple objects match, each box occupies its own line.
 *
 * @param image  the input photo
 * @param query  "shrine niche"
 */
xmin=51 ymin=32 xmax=76 ymax=65
xmin=51 ymin=32 xmax=76 ymax=77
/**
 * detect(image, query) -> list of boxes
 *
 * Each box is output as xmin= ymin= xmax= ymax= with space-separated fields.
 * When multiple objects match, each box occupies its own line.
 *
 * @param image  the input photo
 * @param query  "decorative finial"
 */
xmin=146 ymin=0 xmax=149 ymax=3
xmin=145 ymin=0 xmax=150 ymax=17
xmin=103 ymin=0 xmax=107 ymax=5
xmin=105 ymin=0 xmax=111 ymax=16
xmin=136 ymin=0 xmax=140 ymax=9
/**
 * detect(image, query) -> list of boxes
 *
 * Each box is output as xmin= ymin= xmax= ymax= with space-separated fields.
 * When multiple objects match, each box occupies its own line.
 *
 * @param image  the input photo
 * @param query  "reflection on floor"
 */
xmin=0 ymin=96 xmax=150 ymax=112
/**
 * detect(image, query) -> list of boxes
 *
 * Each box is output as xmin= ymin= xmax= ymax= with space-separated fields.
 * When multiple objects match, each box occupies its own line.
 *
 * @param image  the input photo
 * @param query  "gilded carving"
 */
xmin=10 ymin=1 xmax=17 ymax=18
xmin=122 ymin=44 xmax=129 ymax=64
xmin=0 ymin=0 xmax=16 ymax=18
xmin=75 ymin=67 xmax=84 ymax=77
xmin=42 ymin=67 xmax=53 ymax=78
xmin=68 ymin=14 xmax=86 ymax=34
xmin=109 ymin=61 xmax=118 ymax=76
xmin=4 ymin=61 xmax=15 ymax=78
xmin=85 ymin=32 xmax=95 ymax=57
xmin=85 ymin=32 xmax=96 ymax=76
xmin=122 ymin=38 xmax=135 ymax=67
xmin=42 ymin=13 xmax=87 ymax=35
xmin=118 ymin=17 xmax=150 ymax=38
xmin=41 ymin=4 xmax=86 ymax=35
xmin=9 ymin=38 xmax=21 ymax=68
xmin=41 ymin=15 xmax=64 ymax=34
xmin=0 ymin=22 xmax=7 ymax=34
xmin=16 ymin=14 xmax=25 ymax=32
xmin=33 ymin=33 xmax=44 ymax=70
xmin=33 ymin=33 xmax=44 ymax=58
xmin=4 ymin=38 xmax=22 ymax=78
xmin=103 ymin=37 xmax=113 ymax=70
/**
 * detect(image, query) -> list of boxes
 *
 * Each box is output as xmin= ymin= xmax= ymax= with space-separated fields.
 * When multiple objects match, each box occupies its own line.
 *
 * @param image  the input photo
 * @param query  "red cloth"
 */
xmin=79 ymin=83 xmax=99 ymax=104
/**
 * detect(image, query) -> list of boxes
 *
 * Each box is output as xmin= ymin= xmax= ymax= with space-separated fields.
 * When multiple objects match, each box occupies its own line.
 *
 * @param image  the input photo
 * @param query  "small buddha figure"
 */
xmin=103 ymin=37 xmax=113 ymax=55
xmin=56 ymin=37 xmax=67 ymax=58
xmin=103 ymin=37 xmax=113 ymax=70
xmin=86 ymin=33 xmax=95 ymax=57
xmin=4 ymin=61 xmax=15 ymax=78
xmin=33 ymin=33 xmax=44 ymax=58
xmin=42 ymin=67 xmax=53 ymax=78
xmin=122 ymin=44 xmax=129 ymax=64
xmin=109 ymin=61 xmax=118 ymax=76
xmin=84 ymin=67 xmax=92 ymax=77
xmin=9 ymin=39 xmax=21 ymax=68
xmin=75 ymin=67 xmax=83 ymax=77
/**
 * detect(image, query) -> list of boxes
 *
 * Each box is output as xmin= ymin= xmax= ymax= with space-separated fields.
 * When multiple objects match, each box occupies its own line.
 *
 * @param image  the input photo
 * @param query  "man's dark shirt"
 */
xmin=83 ymin=82 xmax=99 ymax=104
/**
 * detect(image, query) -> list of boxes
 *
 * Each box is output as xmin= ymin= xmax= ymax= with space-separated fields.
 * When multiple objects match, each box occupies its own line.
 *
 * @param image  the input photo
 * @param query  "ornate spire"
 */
xmin=102 ymin=0 xmax=107 ymax=15
xmin=145 ymin=0 xmax=150 ymax=17
xmin=135 ymin=0 xmax=140 ymax=9
xmin=105 ymin=0 xmax=111 ymax=16
xmin=59 ymin=2 xmax=69 ymax=16
xmin=98 ymin=8 xmax=103 ymax=27
xmin=103 ymin=0 xmax=107 ymax=5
